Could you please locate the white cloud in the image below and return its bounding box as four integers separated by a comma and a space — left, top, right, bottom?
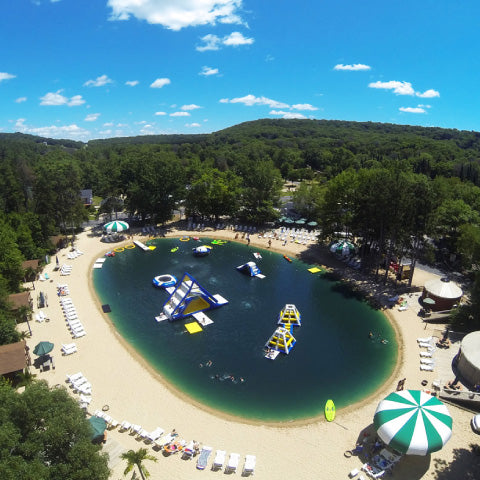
416, 89, 440, 98
269, 110, 307, 119
83, 74, 113, 87
334, 63, 371, 71
196, 31, 253, 51
15, 97, 27, 103
399, 106, 426, 114
291, 104, 318, 111
170, 111, 190, 117
125, 80, 139, 87
0, 72, 16, 82
368, 80, 415, 95
103, 122, 114, 127
181, 104, 201, 111
186, 123, 201, 128
222, 31, 254, 46
15, 118, 90, 139
225, 94, 289, 109
155, 111, 167, 116
150, 78, 171, 88
200, 66, 219, 76
40, 91, 86, 106
85, 113, 101, 122
107, 0, 244, 31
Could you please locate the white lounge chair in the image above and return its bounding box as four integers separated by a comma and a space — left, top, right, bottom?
243, 455, 256, 475
146, 427, 165, 443
420, 351, 433, 357
226, 453, 240, 472
421, 358, 435, 365
420, 364, 434, 371
211, 450, 226, 470
120, 420, 132, 432
417, 336, 433, 343
61, 343, 77, 355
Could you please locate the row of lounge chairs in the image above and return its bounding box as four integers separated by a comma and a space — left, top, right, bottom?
418, 336, 436, 372
112, 414, 256, 474
60, 298, 86, 338
60, 264, 72, 276
67, 249, 84, 259
197, 447, 255, 475
66, 372, 92, 396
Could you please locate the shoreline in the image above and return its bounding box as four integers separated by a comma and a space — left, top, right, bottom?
26, 225, 478, 479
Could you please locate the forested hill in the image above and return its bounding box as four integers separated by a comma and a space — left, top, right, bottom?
3, 119, 480, 184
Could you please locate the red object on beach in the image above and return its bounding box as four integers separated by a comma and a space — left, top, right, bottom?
283, 255, 292, 262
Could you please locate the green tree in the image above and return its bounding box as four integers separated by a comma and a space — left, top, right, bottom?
121, 448, 157, 480
185, 168, 242, 221
0, 381, 110, 479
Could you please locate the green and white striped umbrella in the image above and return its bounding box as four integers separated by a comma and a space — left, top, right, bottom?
103, 220, 129, 233
374, 390, 452, 456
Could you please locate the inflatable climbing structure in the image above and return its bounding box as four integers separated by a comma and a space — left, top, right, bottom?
162, 272, 228, 321
277, 304, 302, 328
265, 326, 296, 354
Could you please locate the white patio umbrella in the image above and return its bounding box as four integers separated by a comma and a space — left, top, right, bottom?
103, 220, 129, 233
374, 390, 452, 455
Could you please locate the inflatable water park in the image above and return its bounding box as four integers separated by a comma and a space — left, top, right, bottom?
265, 304, 302, 360
192, 245, 212, 256
155, 273, 228, 328
236, 261, 265, 279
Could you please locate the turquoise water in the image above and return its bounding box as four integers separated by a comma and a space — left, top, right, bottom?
93, 238, 397, 422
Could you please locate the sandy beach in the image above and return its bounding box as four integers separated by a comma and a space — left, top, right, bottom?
25, 225, 479, 479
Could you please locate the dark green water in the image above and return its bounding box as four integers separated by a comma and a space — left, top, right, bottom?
93, 238, 397, 422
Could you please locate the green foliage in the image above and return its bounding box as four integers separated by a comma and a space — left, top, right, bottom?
0, 381, 110, 479
121, 448, 157, 480
450, 271, 480, 331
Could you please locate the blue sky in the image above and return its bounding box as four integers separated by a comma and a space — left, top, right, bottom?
1, 0, 479, 141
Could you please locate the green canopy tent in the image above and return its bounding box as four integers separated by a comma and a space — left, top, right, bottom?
88, 416, 107, 442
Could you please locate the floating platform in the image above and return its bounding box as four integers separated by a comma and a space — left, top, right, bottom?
134, 240, 151, 251
192, 311, 214, 326
185, 322, 203, 334
264, 349, 280, 360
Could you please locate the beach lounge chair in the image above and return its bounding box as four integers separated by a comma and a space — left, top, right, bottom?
146, 427, 165, 443
420, 364, 434, 371
66, 372, 83, 384
420, 351, 433, 357
417, 336, 433, 343
35, 312, 44, 322
72, 329, 86, 338
196, 446, 212, 470
61, 343, 77, 355
182, 440, 195, 458
242, 454, 256, 475
420, 358, 435, 365
226, 452, 240, 473
154, 433, 175, 448
211, 450, 226, 470
130, 424, 142, 435
79, 394, 91, 405
119, 420, 132, 432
